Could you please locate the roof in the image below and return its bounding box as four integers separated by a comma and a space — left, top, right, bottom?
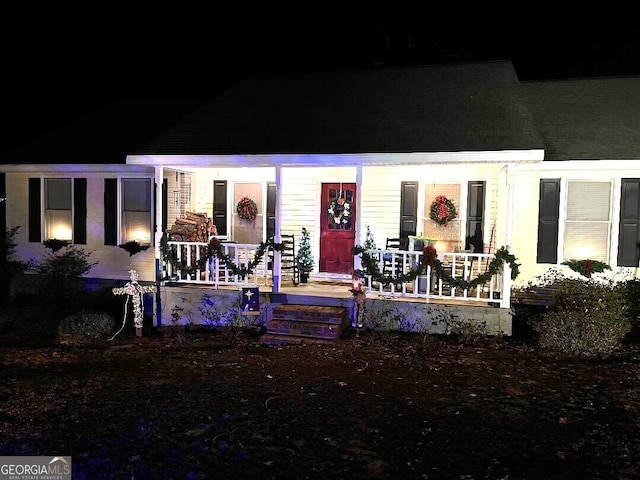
522, 77, 640, 160
135, 60, 543, 156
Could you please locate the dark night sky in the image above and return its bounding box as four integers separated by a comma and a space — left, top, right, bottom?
2, 16, 640, 154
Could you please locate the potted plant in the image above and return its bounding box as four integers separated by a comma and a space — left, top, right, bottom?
296, 227, 314, 283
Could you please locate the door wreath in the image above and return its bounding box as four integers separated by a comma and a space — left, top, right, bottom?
236, 197, 258, 220
328, 197, 351, 225
429, 195, 457, 226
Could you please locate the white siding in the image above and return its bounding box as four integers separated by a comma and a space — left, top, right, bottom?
510, 160, 640, 285
5, 170, 157, 283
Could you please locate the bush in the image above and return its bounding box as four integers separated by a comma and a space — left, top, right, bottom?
57, 311, 115, 344
533, 280, 631, 358
28, 245, 97, 314
620, 278, 640, 342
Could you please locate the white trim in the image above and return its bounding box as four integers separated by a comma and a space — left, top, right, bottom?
1, 164, 153, 174
516, 159, 640, 172
126, 150, 544, 169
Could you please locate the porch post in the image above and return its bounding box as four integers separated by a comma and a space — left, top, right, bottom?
501, 163, 514, 309
273, 166, 282, 293
354, 166, 363, 272
505, 164, 514, 247
154, 166, 164, 326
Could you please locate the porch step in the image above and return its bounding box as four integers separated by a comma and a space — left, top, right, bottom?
260, 305, 349, 345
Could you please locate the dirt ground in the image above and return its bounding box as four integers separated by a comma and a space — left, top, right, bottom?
1, 321, 640, 480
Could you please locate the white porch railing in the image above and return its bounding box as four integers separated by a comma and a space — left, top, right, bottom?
361, 249, 509, 307
164, 241, 271, 287
162, 242, 511, 308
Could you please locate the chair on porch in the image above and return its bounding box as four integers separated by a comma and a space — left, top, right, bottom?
383, 237, 409, 288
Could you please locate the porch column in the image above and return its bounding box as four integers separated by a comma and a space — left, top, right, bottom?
354, 166, 363, 272
154, 166, 164, 250
272, 166, 282, 293
153, 166, 164, 326
502, 163, 515, 309
504, 163, 514, 247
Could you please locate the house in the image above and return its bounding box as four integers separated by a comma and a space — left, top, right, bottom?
2, 61, 639, 335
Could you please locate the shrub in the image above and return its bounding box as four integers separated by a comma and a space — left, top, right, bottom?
533, 280, 631, 358
620, 278, 640, 342
2, 227, 28, 304
57, 311, 115, 344
28, 245, 97, 314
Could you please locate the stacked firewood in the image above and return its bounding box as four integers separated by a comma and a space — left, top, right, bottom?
166, 212, 217, 241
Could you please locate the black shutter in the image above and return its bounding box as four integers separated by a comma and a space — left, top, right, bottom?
0, 173, 5, 238
104, 178, 117, 245
399, 181, 418, 239
73, 178, 87, 244
0, 173, 7, 302
266, 182, 276, 240
466, 181, 485, 253
536, 179, 560, 263
213, 180, 227, 237
618, 179, 640, 267
162, 178, 168, 234
28, 178, 41, 242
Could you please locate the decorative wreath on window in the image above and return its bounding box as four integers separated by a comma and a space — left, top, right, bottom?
328, 197, 351, 225
429, 195, 458, 226
236, 197, 258, 220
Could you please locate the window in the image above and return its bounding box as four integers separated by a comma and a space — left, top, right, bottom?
29, 178, 86, 244
122, 178, 152, 245
44, 178, 72, 241
563, 181, 612, 263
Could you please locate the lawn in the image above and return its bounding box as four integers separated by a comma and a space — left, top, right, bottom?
1, 317, 640, 479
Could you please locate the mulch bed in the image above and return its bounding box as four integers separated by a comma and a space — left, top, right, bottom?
1, 324, 640, 479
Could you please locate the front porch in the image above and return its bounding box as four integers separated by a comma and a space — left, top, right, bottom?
161, 240, 512, 307
158, 241, 514, 336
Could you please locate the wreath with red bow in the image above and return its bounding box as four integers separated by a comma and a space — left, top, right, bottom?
236, 197, 258, 220
429, 195, 457, 226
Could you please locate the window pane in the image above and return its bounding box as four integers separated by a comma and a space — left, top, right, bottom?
45, 179, 71, 210
123, 179, 151, 212
45, 210, 72, 241
564, 222, 610, 262
564, 181, 612, 262
123, 212, 151, 244
566, 181, 611, 221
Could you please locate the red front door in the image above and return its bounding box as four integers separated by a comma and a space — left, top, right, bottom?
319, 183, 356, 274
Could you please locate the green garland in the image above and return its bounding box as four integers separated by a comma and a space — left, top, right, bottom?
352, 245, 520, 290
161, 235, 285, 280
